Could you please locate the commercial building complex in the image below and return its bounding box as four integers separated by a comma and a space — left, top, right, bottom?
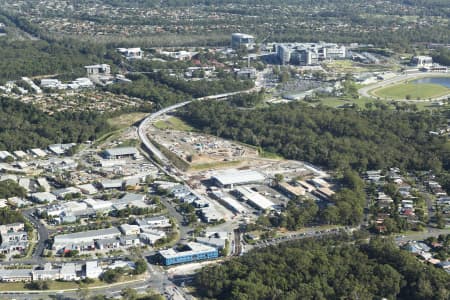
276, 42, 346, 66
0, 260, 121, 282
53, 227, 121, 253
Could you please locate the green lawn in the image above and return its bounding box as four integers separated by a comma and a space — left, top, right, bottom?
372, 82, 450, 100
0, 279, 104, 291
116, 139, 140, 147
259, 150, 284, 160
154, 117, 194, 131
0, 276, 143, 292
313, 96, 376, 109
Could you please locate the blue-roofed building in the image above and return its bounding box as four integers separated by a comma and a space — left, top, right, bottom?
403, 241, 431, 254
159, 242, 218, 266
437, 261, 450, 270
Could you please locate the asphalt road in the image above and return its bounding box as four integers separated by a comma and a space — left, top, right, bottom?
160, 197, 193, 243
22, 209, 49, 261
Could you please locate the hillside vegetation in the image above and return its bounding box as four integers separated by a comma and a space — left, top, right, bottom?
195, 236, 449, 300
0, 97, 110, 151
178, 100, 450, 172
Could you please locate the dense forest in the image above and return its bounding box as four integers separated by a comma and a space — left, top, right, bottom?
0, 208, 26, 226
106, 72, 254, 107
0, 39, 108, 83
0, 12, 113, 82
195, 236, 449, 299
178, 100, 450, 172
0, 97, 111, 151
433, 47, 450, 66
105, 74, 191, 108
145, 72, 254, 98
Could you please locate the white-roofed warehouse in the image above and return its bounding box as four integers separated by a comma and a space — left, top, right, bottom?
234, 186, 274, 211
103, 147, 139, 159
212, 169, 265, 188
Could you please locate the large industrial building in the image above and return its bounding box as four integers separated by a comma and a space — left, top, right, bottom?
212, 169, 265, 188
211, 191, 247, 214
234, 186, 275, 211
231, 33, 255, 50
159, 242, 218, 266
103, 147, 139, 159
275, 42, 346, 66
53, 227, 121, 253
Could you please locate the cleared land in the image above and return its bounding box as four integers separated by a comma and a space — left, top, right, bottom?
189, 160, 242, 171
323, 60, 392, 74
372, 82, 450, 100
154, 116, 194, 131
107, 112, 147, 129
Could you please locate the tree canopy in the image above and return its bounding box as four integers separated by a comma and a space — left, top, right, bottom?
0, 180, 26, 199
195, 236, 449, 299
0, 97, 110, 151
178, 100, 449, 173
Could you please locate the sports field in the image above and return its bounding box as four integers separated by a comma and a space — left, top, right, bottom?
372, 82, 450, 100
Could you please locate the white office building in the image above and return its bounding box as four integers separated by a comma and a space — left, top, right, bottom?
231, 33, 255, 49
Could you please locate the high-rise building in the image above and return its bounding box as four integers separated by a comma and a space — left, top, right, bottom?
291, 49, 319, 66
231, 33, 255, 50
276, 44, 291, 65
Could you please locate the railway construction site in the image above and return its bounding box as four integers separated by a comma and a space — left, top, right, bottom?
148, 115, 261, 172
